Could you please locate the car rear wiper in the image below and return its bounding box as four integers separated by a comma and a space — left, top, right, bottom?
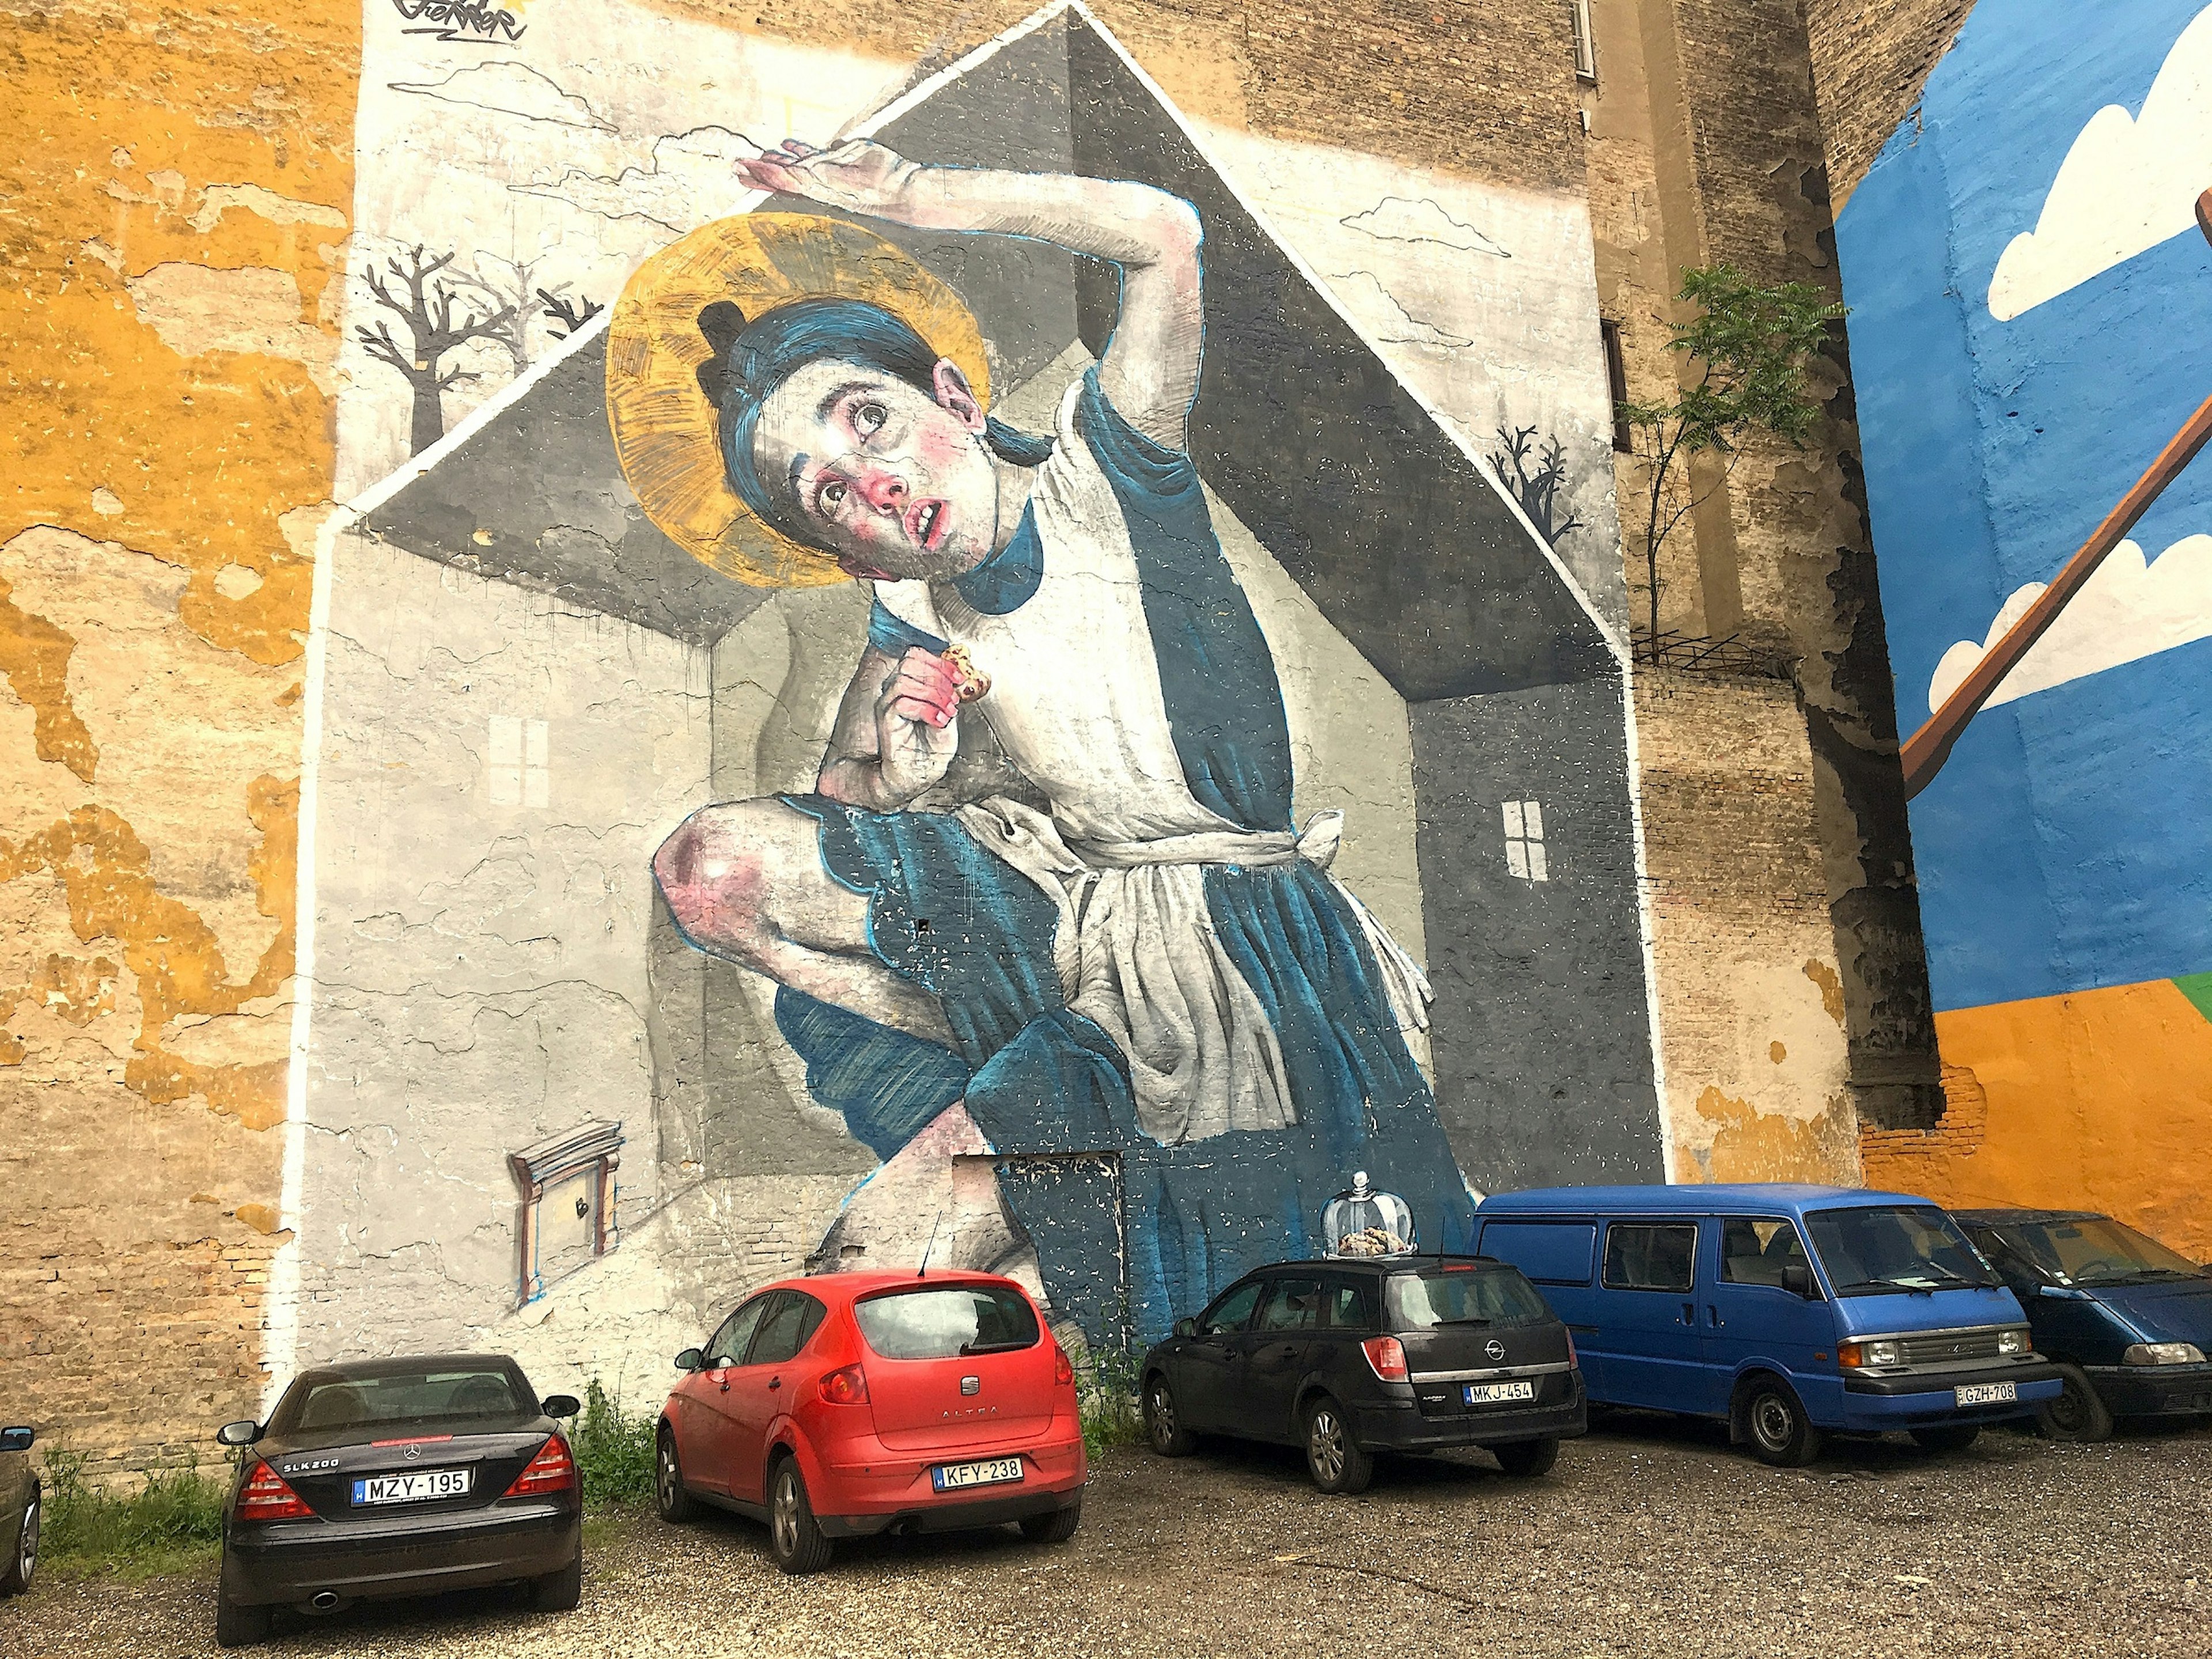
958, 1338, 1035, 1355
1432, 1316, 1493, 1326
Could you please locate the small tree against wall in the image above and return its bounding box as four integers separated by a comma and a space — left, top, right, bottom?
1616, 264, 1844, 655
355, 247, 517, 454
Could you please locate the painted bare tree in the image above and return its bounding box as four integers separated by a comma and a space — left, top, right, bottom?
355, 247, 516, 453
1488, 424, 1585, 546
540, 290, 603, 342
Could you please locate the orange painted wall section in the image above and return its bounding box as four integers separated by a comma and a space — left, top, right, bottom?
1862, 978, 2212, 1263
2, 0, 358, 1467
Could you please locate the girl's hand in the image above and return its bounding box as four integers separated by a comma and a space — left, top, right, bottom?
736, 139, 924, 219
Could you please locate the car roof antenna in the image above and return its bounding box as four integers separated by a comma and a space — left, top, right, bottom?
916, 1211, 945, 1278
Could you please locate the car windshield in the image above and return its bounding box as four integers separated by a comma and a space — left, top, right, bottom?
271, 1366, 531, 1434
855, 1285, 1040, 1360
1804, 1205, 1998, 1296
1385, 1265, 1550, 1330
1994, 1217, 2206, 1286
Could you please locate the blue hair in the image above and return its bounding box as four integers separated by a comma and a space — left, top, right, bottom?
696, 296, 1048, 547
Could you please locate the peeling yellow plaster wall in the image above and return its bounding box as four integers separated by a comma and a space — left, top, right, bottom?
1, 0, 357, 1468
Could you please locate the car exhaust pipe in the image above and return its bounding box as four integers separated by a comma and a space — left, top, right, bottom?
309, 1591, 342, 1612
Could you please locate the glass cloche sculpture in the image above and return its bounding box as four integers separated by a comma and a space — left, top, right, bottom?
1323, 1172, 1416, 1257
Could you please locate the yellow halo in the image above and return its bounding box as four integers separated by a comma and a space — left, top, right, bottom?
605, 213, 992, 588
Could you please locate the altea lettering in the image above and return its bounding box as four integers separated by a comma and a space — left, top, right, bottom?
390, 0, 526, 42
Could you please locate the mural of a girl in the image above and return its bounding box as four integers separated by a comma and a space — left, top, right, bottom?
620, 138, 1476, 1343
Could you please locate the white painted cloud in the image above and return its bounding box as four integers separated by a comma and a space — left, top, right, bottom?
387, 63, 613, 131
1321, 270, 1474, 349
1927, 533, 2212, 712
1342, 195, 1510, 258
512, 127, 760, 234
1988, 6, 2212, 320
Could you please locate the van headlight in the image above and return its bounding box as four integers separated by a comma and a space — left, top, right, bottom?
2122, 1342, 2206, 1366
1996, 1328, 2027, 1356
1839, 1339, 1901, 1369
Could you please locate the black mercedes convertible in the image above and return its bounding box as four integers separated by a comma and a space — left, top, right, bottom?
212, 1354, 582, 1647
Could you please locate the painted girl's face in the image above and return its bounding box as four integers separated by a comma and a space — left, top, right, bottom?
751, 357, 1003, 582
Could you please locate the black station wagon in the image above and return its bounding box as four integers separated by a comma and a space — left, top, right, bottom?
1138, 1256, 1586, 1493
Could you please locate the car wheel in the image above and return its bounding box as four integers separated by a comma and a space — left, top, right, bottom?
1740, 1378, 1823, 1468
1018, 1497, 1082, 1544
528, 1548, 584, 1612
213, 1577, 272, 1649
767, 1457, 834, 1575
655, 1427, 697, 1524
2036, 1361, 2115, 1443
0, 1488, 36, 1596
1301, 1395, 1374, 1495
1909, 1424, 1981, 1454
1491, 1437, 1560, 1478
1143, 1374, 1196, 1457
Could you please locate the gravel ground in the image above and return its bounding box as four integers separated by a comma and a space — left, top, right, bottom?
4, 1415, 2207, 1659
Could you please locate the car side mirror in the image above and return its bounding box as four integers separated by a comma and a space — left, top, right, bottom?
0, 1427, 32, 1454
215, 1420, 262, 1448
673, 1347, 705, 1372
1780, 1264, 1817, 1299
1173, 1318, 1197, 1340
541, 1395, 581, 1419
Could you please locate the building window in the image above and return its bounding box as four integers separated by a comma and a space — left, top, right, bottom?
510, 1120, 623, 1304
1601, 319, 1632, 452
488, 715, 548, 808
1566, 0, 1597, 84
1503, 800, 1550, 882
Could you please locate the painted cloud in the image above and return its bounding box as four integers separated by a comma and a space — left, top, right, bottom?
1926, 534, 2212, 713
513, 128, 761, 234
387, 63, 615, 132
1341, 196, 1510, 259
1987, 5, 2212, 320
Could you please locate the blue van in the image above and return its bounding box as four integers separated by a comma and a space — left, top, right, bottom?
1474, 1184, 2063, 1465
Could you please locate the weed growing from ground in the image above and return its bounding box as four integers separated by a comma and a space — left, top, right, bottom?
570, 1378, 657, 1510
41, 1449, 227, 1580
1077, 1346, 1146, 1458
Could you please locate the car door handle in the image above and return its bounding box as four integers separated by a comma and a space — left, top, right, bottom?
1681, 1302, 1696, 1325
1708, 1305, 1723, 1327
1279, 1343, 1299, 1356
768, 1376, 782, 1391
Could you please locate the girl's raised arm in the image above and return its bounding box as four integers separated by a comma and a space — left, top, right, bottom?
737, 140, 1204, 450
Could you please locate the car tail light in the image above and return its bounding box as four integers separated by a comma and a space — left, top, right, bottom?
1565, 1330, 1577, 1368
819, 1363, 869, 1406
1361, 1336, 1410, 1382
236, 1461, 314, 1522
503, 1434, 576, 1497
1052, 1345, 1074, 1387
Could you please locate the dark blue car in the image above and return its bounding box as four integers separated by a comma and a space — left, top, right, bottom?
1955, 1210, 2212, 1441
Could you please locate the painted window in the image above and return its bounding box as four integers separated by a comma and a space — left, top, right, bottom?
508, 1119, 622, 1304
1503, 799, 1549, 881
1566, 0, 1597, 84
488, 715, 548, 808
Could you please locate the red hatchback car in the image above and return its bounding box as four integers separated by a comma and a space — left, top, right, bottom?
656, 1271, 1086, 1571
